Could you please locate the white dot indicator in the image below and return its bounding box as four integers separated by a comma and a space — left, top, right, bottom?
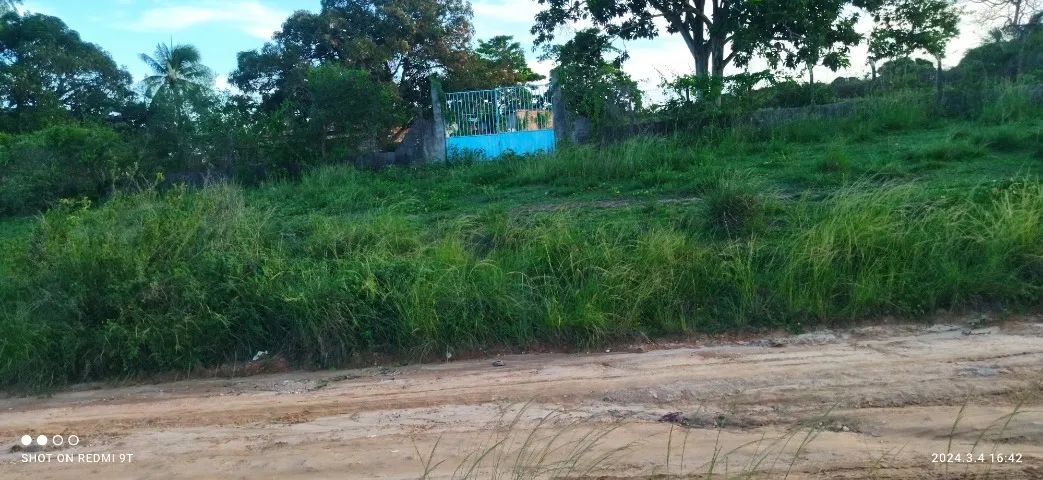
20, 435, 32, 446
36, 435, 47, 446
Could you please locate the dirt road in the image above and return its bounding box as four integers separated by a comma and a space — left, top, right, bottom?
2, 319, 1043, 479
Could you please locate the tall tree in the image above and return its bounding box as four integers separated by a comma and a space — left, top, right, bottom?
0, 12, 132, 132
139, 43, 214, 170
532, 0, 882, 80
305, 65, 406, 159
231, 0, 473, 111
870, 0, 960, 99
474, 36, 544, 83
744, 0, 864, 85
444, 35, 545, 90
964, 0, 1042, 77
140, 43, 213, 123
953, 12, 1043, 82
543, 29, 642, 129
0, 0, 19, 14
965, 0, 1041, 28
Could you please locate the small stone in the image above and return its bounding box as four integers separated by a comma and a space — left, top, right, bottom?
658, 412, 684, 424
492, 360, 505, 367
926, 324, 961, 333
962, 328, 994, 336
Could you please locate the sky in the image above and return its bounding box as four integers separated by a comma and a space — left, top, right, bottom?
20, 0, 1000, 96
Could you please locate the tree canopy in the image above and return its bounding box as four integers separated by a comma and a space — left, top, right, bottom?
532, 0, 882, 79
870, 0, 960, 62
544, 28, 642, 127
0, 12, 132, 132
231, 0, 473, 111
141, 43, 214, 110
444, 35, 545, 91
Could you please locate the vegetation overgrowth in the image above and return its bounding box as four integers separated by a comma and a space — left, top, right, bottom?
3, 0, 1043, 392
1, 90, 1041, 391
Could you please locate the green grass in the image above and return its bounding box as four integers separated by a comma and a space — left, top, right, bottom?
2, 93, 1043, 391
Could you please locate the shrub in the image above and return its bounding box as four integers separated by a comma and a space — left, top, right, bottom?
3, 176, 1043, 391
981, 85, 1039, 124
305, 65, 407, 159
0, 124, 136, 215
819, 147, 854, 173
902, 142, 984, 163
701, 174, 768, 238
971, 126, 1041, 153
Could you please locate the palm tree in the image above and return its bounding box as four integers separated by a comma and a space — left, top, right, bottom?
139, 42, 213, 124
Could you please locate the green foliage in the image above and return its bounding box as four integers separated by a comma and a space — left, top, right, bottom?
869, 0, 960, 99
820, 146, 855, 173
5, 172, 1041, 390
902, 141, 983, 163
762, 80, 838, 108
140, 43, 214, 111
0, 124, 136, 215
743, 0, 864, 81
701, 175, 768, 238
981, 84, 1040, 123
658, 71, 776, 123
870, 0, 961, 61
877, 57, 937, 90
305, 64, 406, 159
231, 0, 473, 109
0, 12, 133, 132
952, 14, 1043, 84
545, 29, 642, 132
4, 100, 1043, 390
0, 0, 21, 14
533, 0, 880, 81
444, 35, 545, 91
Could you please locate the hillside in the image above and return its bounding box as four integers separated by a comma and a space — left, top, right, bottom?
1, 93, 1042, 390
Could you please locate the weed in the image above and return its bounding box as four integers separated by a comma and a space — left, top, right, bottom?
819, 146, 854, 174
701, 174, 768, 238
2, 95, 1043, 390
902, 142, 984, 163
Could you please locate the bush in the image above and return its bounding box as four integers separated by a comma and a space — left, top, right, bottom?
981, 85, 1041, 124
3, 172, 1043, 391
0, 124, 136, 215
761, 80, 837, 108
700, 174, 768, 238
305, 65, 407, 159
819, 147, 854, 173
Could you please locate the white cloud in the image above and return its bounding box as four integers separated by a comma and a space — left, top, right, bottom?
129, 1, 288, 40
471, 0, 543, 24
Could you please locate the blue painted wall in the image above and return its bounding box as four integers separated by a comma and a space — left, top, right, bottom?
447, 129, 555, 160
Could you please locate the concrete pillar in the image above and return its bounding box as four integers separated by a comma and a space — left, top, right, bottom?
429, 78, 447, 163
550, 70, 569, 146
550, 70, 591, 145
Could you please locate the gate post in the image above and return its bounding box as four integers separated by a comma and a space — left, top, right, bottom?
551, 71, 568, 145
430, 77, 447, 163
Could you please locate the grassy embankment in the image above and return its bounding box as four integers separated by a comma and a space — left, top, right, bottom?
1, 90, 1042, 390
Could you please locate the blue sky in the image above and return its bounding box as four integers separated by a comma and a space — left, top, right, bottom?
22, 0, 992, 94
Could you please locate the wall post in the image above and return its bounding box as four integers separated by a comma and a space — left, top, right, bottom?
430, 77, 447, 163
550, 70, 569, 146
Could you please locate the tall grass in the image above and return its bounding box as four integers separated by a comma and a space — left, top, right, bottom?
1, 175, 1041, 390
2, 89, 1042, 390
